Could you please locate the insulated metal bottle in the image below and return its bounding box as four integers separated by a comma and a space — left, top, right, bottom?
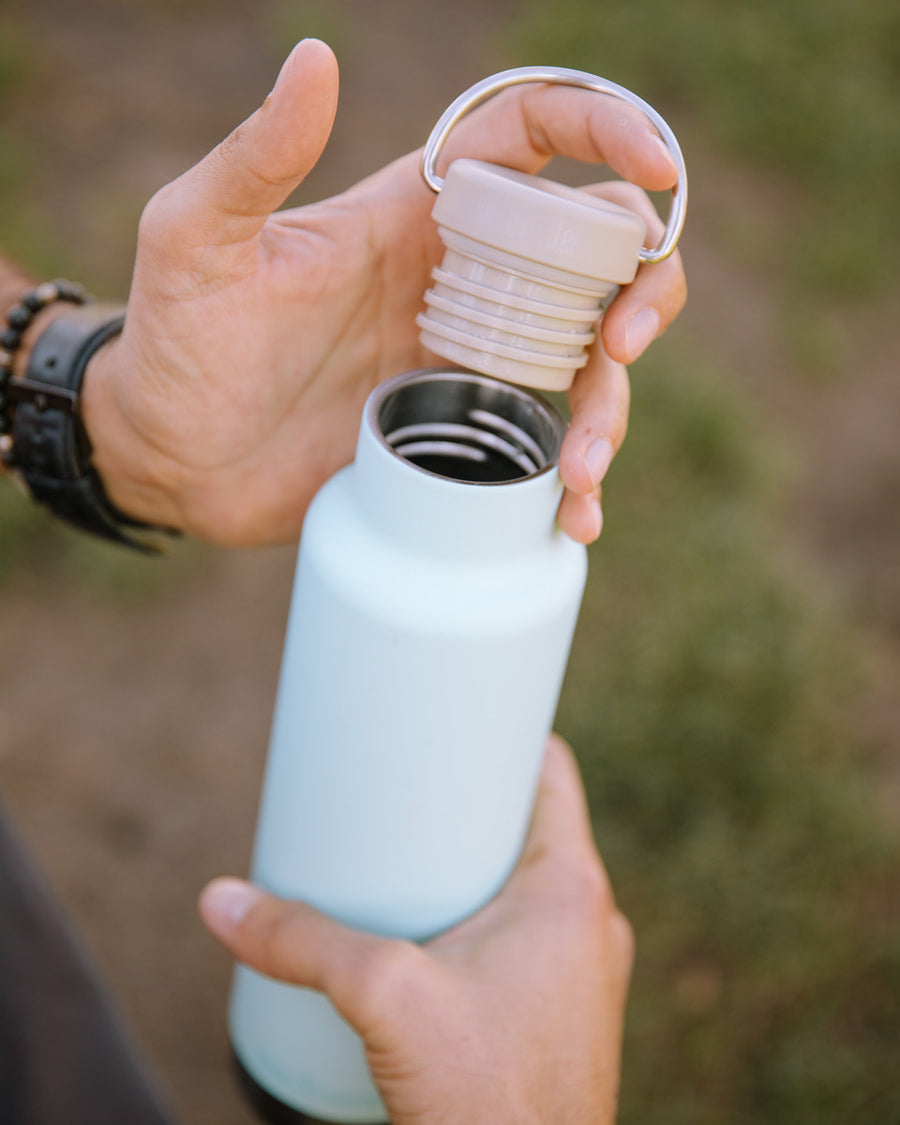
230, 368, 588, 1123
229, 62, 688, 1125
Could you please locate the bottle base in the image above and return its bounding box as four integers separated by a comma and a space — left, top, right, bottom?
231, 1050, 387, 1125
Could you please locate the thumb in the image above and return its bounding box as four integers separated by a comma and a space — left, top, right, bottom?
162, 39, 339, 248
500, 734, 614, 904
199, 877, 395, 1025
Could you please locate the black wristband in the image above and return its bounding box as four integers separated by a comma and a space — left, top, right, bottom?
6, 306, 177, 553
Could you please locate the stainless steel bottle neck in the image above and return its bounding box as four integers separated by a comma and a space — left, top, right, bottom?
372, 369, 563, 485
354, 369, 568, 560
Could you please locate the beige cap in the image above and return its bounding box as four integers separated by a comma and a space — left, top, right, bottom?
433, 159, 646, 285
418, 159, 647, 391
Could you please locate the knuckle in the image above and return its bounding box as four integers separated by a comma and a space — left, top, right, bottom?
672, 259, 688, 313
553, 852, 615, 928
261, 907, 305, 969
581, 859, 616, 917
239, 902, 298, 980
656, 255, 688, 326
137, 186, 168, 239
349, 940, 428, 1018
605, 179, 647, 207
569, 360, 631, 427
609, 378, 632, 426
610, 909, 636, 976
591, 180, 664, 239
549, 859, 637, 972
216, 124, 301, 194
588, 374, 630, 440
137, 182, 183, 254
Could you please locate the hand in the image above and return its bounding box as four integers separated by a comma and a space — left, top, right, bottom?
83, 39, 686, 547
200, 735, 634, 1125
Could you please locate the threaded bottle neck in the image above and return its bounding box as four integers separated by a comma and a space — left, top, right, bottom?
353, 369, 568, 560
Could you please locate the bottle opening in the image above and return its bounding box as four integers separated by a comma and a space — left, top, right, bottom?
370, 369, 565, 485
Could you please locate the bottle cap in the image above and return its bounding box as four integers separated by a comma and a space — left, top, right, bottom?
417, 67, 688, 392
417, 159, 646, 391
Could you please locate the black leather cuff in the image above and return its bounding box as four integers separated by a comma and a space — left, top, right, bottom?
7, 306, 177, 553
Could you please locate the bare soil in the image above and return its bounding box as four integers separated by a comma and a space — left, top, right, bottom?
1, 2, 898, 1123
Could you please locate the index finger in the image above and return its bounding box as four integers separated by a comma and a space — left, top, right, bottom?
357, 79, 678, 275
440, 83, 678, 192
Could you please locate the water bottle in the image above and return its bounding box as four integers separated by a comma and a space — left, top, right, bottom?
230, 367, 587, 1122
228, 66, 687, 1125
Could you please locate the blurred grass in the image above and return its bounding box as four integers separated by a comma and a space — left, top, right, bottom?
0, 12, 175, 598
512, 0, 899, 296
504, 13, 900, 1112
0, 129, 75, 277
267, 0, 352, 61
0, 23, 61, 277
1, 6, 898, 1115
0, 483, 189, 599
510, 0, 899, 374
557, 339, 898, 1123
0, 15, 31, 100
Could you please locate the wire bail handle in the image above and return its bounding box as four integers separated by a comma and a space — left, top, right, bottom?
421, 66, 687, 266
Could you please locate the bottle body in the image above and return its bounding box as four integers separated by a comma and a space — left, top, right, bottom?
230, 369, 588, 1123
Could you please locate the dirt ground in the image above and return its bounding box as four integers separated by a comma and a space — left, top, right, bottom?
1, 2, 898, 1123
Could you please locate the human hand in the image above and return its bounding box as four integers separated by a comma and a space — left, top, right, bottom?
83, 39, 686, 547
200, 735, 634, 1125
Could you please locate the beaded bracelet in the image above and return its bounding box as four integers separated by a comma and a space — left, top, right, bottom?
0, 280, 177, 552
0, 278, 89, 464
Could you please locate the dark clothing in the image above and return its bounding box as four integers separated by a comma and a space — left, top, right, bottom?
0, 801, 178, 1125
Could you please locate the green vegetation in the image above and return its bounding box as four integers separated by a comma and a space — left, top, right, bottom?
512, 0, 899, 302
0, 16, 31, 100
0, 486, 182, 598
1, 5, 897, 1116
501, 14, 900, 1107
0, 131, 71, 278
0, 18, 34, 260
267, 0, 352, 63
557, 340, 898, 1123
510, 0, 899, 376
0, 19, 74, 277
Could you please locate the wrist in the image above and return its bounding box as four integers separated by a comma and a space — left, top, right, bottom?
3, 288, 182, 551
80, 333, 185, 532
2, 281, 89, 474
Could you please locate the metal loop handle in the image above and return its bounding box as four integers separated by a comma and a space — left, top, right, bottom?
420, 67, 687, 265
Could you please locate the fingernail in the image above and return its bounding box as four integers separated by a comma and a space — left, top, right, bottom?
585, 437, 614, 488
270, 39, 310, 96
590, 496, 604, 540
651, 133, 678, 175
201, 878, 260, 931
625, 307, 660, 362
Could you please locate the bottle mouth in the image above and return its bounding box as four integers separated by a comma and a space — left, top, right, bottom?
368, 369, 565, 485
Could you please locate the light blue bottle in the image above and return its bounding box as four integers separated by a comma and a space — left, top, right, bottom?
230, 367, 588, 1123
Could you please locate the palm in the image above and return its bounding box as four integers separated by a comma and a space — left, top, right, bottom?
117, 151, 443, 541
90, 40, 684, 546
